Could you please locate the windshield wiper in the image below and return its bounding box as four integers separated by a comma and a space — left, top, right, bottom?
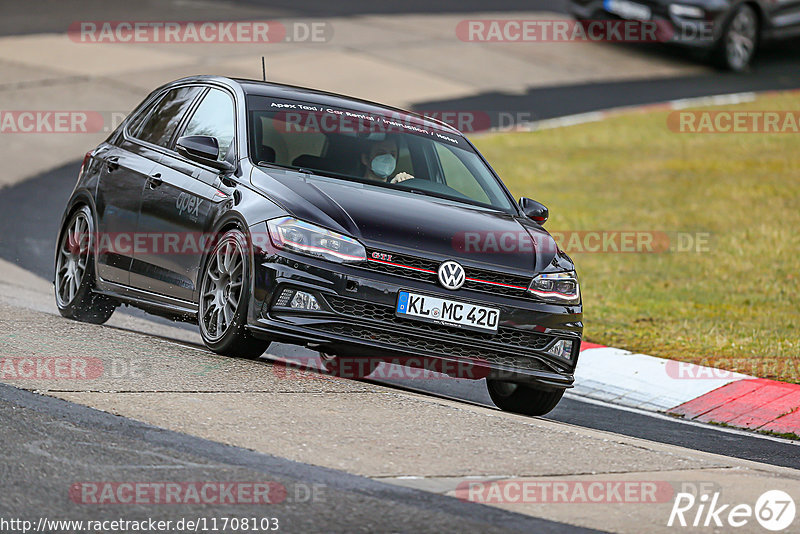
257, 161, 348, 180
256, 161, 290, 170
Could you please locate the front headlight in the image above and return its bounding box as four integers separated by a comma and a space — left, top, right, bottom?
267, 217, 366, 264
529, 271, 580, 304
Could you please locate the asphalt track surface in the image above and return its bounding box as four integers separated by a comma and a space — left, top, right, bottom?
1, 0, 570, 36
1, 161, 798, 474
413, 53, 800, 124
3, 0, 800, 116
2, 2, 800, 528
0, 382, 598, 534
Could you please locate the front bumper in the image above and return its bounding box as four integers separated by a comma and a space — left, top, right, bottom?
247, 248, 583, 390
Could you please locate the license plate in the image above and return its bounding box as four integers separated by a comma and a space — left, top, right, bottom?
396, 291, 499, 334
604, 0, 651, 20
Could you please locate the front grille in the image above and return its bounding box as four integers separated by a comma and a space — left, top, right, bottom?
359, 249, 532, 297
313, 323, 550, 372
324, 295, 553, 352
361, 254, 438, 283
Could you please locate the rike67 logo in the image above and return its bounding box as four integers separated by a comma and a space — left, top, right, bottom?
668, 490, 795, 531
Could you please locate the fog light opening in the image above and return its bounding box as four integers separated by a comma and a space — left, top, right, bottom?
290, 290, 321, 311
548, 339, 574, 361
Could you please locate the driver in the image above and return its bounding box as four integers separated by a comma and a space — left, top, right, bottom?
361, 136, 414, 184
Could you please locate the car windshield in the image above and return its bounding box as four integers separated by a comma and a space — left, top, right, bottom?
246, 96, 514, 212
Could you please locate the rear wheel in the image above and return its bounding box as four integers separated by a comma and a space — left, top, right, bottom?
487, 379, 564, 416
715, 4, 759, 71
55, 205, 116, 324
198, 229, 270, 359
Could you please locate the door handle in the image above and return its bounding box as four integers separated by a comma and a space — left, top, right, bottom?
106, 156, 120, 171
147, 173, 163, 189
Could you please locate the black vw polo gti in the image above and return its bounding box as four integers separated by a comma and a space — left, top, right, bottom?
55, 76, 583, 416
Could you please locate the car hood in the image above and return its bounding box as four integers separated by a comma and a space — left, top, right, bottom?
250, 167, 567, 274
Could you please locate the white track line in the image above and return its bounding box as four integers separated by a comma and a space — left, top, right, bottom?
491, 90, 764, 133
564, 392, 800, 445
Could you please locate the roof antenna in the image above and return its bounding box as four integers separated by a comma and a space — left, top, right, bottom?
261, 56, 266, 81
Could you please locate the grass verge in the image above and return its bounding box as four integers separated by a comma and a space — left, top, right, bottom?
474, 92, 800, 382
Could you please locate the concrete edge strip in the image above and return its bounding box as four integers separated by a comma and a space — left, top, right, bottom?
0, 382, 602, 534
575, 343, 800, 437
485, 87, 800, 133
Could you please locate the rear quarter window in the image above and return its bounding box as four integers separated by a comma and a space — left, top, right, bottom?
131, 86, 203, 148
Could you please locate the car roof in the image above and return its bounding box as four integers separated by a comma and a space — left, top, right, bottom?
165, 75, 462, 135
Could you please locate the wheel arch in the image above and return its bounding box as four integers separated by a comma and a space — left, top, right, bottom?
54, 192, 100, 284
742, 1, 765, 32
196, 212, 253, 305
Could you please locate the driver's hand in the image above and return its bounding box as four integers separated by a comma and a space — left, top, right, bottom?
390, 172, 414, 184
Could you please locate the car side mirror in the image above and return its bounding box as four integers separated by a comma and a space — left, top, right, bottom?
176, 135, 234, 173
519, 197, 549, 225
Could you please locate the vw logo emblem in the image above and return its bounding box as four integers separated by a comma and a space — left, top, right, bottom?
438, 261, 465, 290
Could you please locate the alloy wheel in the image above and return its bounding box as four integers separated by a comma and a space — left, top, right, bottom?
725, 7, 757, 71
55, 212, 90, 307
200, 237, 244, 341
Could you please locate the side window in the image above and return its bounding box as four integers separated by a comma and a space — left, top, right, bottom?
135, 86, 203, 147
126, 97, 160, 138
182, 89, 236, 161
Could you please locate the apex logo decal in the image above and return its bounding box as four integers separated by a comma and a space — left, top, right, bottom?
176, 192, 203, 219
438, 261, 465, 290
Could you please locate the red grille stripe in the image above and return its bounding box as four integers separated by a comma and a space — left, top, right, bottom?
368, 258, 529, 290
367, 257, 436, 274
465, 276, 528, 290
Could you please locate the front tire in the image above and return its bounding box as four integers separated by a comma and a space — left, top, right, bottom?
198, 229, 270, 359
715, 4, 759, 72
55, 205, 116, 324
487, 379, 564, 416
